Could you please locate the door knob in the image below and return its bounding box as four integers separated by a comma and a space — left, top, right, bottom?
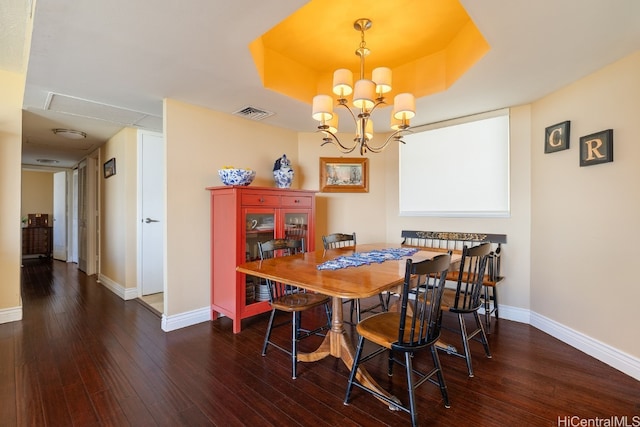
144, 218, 159, 223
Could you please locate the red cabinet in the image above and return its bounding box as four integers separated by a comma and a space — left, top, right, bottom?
207, 186, 316, 333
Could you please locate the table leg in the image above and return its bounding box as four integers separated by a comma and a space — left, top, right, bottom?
297, 297, 400, 406
297, 296, 345, 362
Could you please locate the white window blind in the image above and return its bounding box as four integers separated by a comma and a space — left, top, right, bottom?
399, 109, 510, 217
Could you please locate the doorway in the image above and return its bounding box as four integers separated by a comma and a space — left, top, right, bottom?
137, 130, 165, 313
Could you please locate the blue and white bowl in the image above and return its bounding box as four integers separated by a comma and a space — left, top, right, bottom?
218, 168, 256, 186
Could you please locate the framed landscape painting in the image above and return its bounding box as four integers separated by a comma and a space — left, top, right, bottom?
319, 157, 369, 193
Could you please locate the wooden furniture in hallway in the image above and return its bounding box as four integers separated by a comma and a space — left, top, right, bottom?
21, 226, 53, 257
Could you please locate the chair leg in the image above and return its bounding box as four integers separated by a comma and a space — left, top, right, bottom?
483, 286, 492, 332
378, 293, 387, 312
457, 313, 474, 377
404, 352, 418, 427
344, 335, 365, 405
388, 350, 394, 376
291, 312, 300, 379
324, 303, 331, 328
261, 309, 277, 356
430, 346, 450, 408
493, 286, 499, 318
473, 311, 492, 359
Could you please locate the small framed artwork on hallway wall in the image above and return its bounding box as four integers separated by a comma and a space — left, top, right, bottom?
104, 158, 116, 178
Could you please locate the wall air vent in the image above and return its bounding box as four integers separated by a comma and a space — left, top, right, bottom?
232, 106, 274, 121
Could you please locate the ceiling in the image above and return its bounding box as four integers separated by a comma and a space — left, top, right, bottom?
3, 0, 640, 169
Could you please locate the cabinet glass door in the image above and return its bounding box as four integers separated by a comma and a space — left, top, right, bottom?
244, 212, 275, 261
284, 211, 309, 244
244, 211, 275, 306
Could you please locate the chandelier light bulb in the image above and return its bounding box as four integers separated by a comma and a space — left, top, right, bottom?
393, 93, 416, 120
353, 79, 376, 109
356, 118, 373, 141
372, 67, 392, 95
312, 95, 334, 122
390, 110, 409, 130
333, 69, 353, 97
326, 114, 339, 134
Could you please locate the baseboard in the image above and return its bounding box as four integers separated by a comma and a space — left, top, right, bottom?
98, 274, 138, 300
0, 306, 23, 324
480, 304, 530, 324
161, 306, 210, 332
529, 311, 640, 381
480, 304, 640, 381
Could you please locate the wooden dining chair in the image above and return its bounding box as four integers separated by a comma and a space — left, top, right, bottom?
440, 242, 493, 377
258, 238, 330, 379
344, 253, 452, 427
322, 232, 386, 323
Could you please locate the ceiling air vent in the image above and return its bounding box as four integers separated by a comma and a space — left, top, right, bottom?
232, 106, 274, 121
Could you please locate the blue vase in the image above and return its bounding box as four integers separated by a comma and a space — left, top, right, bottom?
274, 168, 294, 188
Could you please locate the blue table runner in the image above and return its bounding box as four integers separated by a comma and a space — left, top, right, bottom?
317, 247, 419, 270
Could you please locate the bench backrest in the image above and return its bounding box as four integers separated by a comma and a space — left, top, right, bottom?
401, 230, 506, 281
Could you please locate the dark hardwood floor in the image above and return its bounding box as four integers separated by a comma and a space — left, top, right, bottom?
1, 259, 638, 426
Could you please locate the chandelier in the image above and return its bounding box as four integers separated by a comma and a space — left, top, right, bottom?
312, 18, 416, 155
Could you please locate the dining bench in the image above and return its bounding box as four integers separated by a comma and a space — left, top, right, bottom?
400, 230, 507, 330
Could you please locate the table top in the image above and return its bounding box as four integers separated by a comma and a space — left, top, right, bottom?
236, 243, 459, 299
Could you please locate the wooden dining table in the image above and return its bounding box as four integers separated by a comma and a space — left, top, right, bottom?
236, 242, 461, 405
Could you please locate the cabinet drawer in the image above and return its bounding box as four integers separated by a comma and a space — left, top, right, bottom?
281, 195, 312, 208
241, 193, 280, 207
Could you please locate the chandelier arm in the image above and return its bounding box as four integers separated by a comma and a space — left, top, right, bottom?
316, 129, 358, 154
363, 129, 408, 153
336, 101, 359, 123
367, 99, 386, 116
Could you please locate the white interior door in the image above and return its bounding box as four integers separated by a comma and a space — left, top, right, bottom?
139, 131, 165, 296
53, 171, 67, 260
71, 169, 78, 263
77, 161, 87, 272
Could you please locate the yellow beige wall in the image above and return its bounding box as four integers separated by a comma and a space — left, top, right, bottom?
100, 127, 138, 291
71, 51, 639, 371
530, 51, 640, 358
164, 98, 298, 316
0, 69, 25, 321
297, 134, 393, 249
21, 170, 54, 220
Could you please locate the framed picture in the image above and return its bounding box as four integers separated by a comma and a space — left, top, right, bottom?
544, 120, 570, 153
103, 158, 116, 178
319, 157, 369, 193
580, 129, 613, 167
